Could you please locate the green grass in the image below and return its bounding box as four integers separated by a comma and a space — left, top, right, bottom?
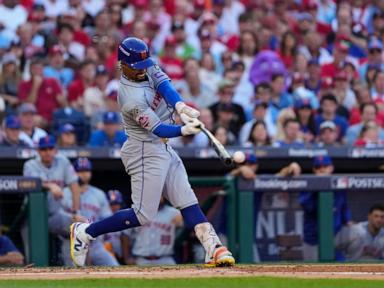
0, 277, 383, 288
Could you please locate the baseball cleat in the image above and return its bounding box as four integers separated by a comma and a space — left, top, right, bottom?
70, 222, 92, 267
206, 246, 235, 267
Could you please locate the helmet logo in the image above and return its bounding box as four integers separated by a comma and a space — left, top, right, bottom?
140, 51, 147, 59
119, 45, 130, 56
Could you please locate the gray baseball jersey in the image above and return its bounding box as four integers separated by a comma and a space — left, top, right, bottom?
118, 66, 198, 225
335, 221, 384, 261
125, 205, 180, 257
23, 153, 78, 215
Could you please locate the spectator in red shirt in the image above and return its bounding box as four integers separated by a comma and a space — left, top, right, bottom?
18, 57, 65, 126
354, 121, 384, 147
159, 35, 184, 81
321, 40, 349, 79
278, 31, 297, 71
67, 60, 96, 111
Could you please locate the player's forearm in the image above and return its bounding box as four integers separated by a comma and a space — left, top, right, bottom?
153, 123, 182, 138
157, 80, 182, 107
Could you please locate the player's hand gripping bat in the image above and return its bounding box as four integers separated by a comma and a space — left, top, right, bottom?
197, 122, 233, 166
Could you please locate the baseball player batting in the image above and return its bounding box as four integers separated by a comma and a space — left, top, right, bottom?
70, 37, 235, 267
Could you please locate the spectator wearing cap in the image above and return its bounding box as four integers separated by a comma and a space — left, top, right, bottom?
83, 65, 109, 118
0, 53, 21, 115
294, 98, 316, 144
316, 121, 339, 147
57, 123, 77, 148
18, 57, 66, 125
273, 118, 304, 147
209, 79, 246, 138
23, 135, 81, 262
315, 94, 349, 142
88, 111, 127, 148
299, 155, 352, 261
359, 39, 384, 82
239, 100, 275, 145
43, 45, 74, 88
18, 103, 47, 147
0, 0, 28, 41
346, 103, 384, 145
321, 39, 352, 80
56, 157, 119, 266
159, 35, 184, 81
0, 115, 28, 147
67, 60, 96, 111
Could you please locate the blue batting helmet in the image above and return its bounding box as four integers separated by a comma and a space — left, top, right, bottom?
107, 190, 124, 205
118, 37, 154, 70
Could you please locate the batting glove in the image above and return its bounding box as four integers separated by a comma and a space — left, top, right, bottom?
176, 102, 200, 118
181, 120, 201, 136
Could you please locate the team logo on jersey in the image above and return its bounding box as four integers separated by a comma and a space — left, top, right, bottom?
136, 114, 150, 128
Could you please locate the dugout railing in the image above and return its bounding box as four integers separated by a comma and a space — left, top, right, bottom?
0, 176, 48, 266
236, 174, 384, 263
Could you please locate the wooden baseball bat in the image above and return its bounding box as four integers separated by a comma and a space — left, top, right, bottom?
199, 124, 233, 166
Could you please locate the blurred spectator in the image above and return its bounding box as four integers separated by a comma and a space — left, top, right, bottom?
298, 33, 333, 65
177, 60, 216, 108
18, 57, 66, 125
90, 89, 121, 131
346, 103, 384, 145
43, 44, 74, 88
0, 53, 21, 115
359, 38, 384, 81
83, 65, 109, 117
212, 124, 236, 146
18, 103, 47, 147
291, 75, 319, 110
354, 121, 384, 147
67, 60, 96, 111
88, 111, 127, 147
0, 115, 28, 147
0, 0, 28, 41
57, 123, 77, 148
37, 0, 69, 18
333, 71, 356, 112
336, 204, 384, 261
198, 108, 214, 132
209, 79, 246, 138
371, 70, 384, 105
57, 23, 85, 63
244, 120, 271, 147
275, 107, 296, 141
270, 73, 292, 109
305, 58, 323, 95
123, 196, 183, 266
58, 157, 119, 266
199, 52, 221, 97
0, 235, 24, 266
278, 31, 297, 71
239, 100, 275, 145
315, 94, 348, 142
159, 35, 184, 81
299, 156, 352, 261
22, 135, 80, 262
234, 30, 258, 71
273, 118, 304, 147
294, 98, 316, 144
317, 121, 339, 147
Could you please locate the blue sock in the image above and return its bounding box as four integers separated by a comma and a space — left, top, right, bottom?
85, 208, 140, 238
180, 204, 207, 229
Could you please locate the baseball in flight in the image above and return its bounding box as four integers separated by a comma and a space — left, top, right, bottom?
233, 151, 246, 164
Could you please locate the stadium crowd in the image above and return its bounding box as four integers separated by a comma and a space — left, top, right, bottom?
0, 0, 383, 148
